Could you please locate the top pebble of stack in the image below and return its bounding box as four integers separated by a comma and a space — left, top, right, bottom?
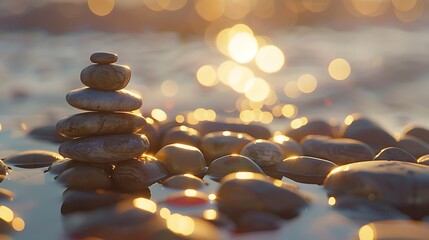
81, 52, 131, 91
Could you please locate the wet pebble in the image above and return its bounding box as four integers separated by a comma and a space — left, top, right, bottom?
277, 156, 337, 184
200, 131, 254, 164
137, 119, 160, 154
240, 139, 284, 167
235, 211, 283, 233
283, 119, 336, 142
4, 150, 63, 168
48, 159, 113, 176
397, 136, 429, 158
162, 174, 205, 189
161, 125, 201, 147
270, 135, 302, 158
59, 134, 149, 163
56, 112, 146, 138
403, 125, 429, 145
90, 52, 118, 64
374, 147, 416, 162
66, 87, 142, 112
155, 143, 206, 175
56, 165, 111, 190
417, 154, 429, 166
302, 136, 374, 165
81, 64, 131, 91
112, 155, 169, 191
197, 120, 271, 139
207, 154, 264, 182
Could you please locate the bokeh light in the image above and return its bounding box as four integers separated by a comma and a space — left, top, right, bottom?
244, 77, 270, 102
194, 0, 224, 21
151, 108, 168, 122
358, 225, 375, 240
297, 74, 317, 93
329, 58, 351, 81
284, 81, 301, 98
197, 65, 218, 87
282, 104, 298, 118
229, 66, 254, 93
160, 80, 178, 97
88, 0, 115, 16
228, 32, 258, 64
255, 45, 285, 73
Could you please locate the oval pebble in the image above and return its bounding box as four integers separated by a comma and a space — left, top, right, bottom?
81, 64, 131, 91
207, 154, 264, 182
302, 136, 374, 165
277, 156, 337, 184
283, 119, 336, 142
403, 125, 429, 145
397, 136, 429, 158
48, 159, 114, 176
374, 147, 416, 162
162, 174, 205, 189
66, 87, 142, 112
90, 52, 118, 64
56, 112, 146, 138
240, 140, 288, 167
161, 125, 201, 147
4, 150, 63, 168
197, 120, 271, 139
56, 165, 111, 190
270, 135, 302, 158
59, 134, 149, 163
155, 143, 206, 175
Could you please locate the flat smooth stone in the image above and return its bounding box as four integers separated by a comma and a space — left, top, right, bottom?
196, 120, 271, 139
240, 139, 284, 167
162, 174, 205, 189
48, 159, 114, 176
324, 160, 429, 219
200, 131, 255, 164
66, 87, 142, 112
59, 134, 149, 163
4, 150, 63, 168
397, 136, 429, 158
270, 135, 303, 158
283, 119, 336, 142
374, 147, 417, 162
161, 125, 201, 147
81, 64, 131, 91
56, 112, 146, 138
112, 155, 169, 191
302, 136, 374, 165
90, 52, 118, 64
403, 125, 429, 145
277, 156, 337, 184
207, 154, 264, 182
418, 154, 429, 166
155, 143, 206, 175
56, 165, 111, 190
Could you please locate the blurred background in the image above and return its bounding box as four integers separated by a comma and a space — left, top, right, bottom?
0, 0, 428, 133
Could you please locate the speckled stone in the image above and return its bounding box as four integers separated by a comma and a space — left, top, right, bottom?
155, 143, 206, 175
324, 160, 429, 219
197, 120, 271, 139
217, 172, 308, 219
200, 131, 255, 164
270, 135, 302, 158
81, 64, 131, 91
374, 147, 417, 162
283, 119, 336, 142
59, 134, 149, 163
90, 52, 118, 64
397, 136, 429, 158
4, 150, 63, 168
56, 165, 111, 190
112, 155, 169, 191
302, 136, 374, 165
240, 139, 284, 167
418, 154, 429, 166
56, 112, 146, 138
162, 174, 206, 189
66, 87, 142, 112
403, 125, 429, 145
161, 125, 201, 147
207, 154, 264, 181
277, 156, 337, 184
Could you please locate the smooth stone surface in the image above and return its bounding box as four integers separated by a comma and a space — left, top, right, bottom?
339, 115, 397, 152
28, 125, 68, 143
418, 154, 429, 165
155, 143, 206, 175
240, 139, 289, 167
324, 160, 429, 219
261, 165, 284, 180
48, 159, 114, 176
217, 172, 308, 219
161, 125, 201, 147
66, 87, 142, 112
200, 131, 255, 164
197, 120, 271, 139
235, 211, 283, 233
403, 125, 429, 145
355, 220, 429, 240
277, 156, 337, 184
59, 134, 149, 163
207, 154, 264, 181
374, 147, 417, 162
56, 165, 111, 190
397, 136, 429, 158
302, 136, 374, 165
162, 174, 205, 189
270, 135, 303, 158
90, 52, 118, 64
81, 64, 131, 91
137, 119, 160, 154
283, 119, 336, 142
4, 150, 63, 168
56, 112, 146, 138
112, 155, 169, 191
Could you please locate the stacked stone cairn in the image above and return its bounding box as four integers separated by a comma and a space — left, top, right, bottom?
55, 52, 150, 191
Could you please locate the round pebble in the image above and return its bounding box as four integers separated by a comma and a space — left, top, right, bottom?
283, 119, 336, 142
4, 150, 63, 168
240, 139, 284, 167
397, 136, 429, 158
162, 174, 205, 189
56, 165, 111, 190
56, 112, 146, 138
403, 125, 429, 145
197, 120, 271, 139
81, 64, 131, 91
59, 134, 149, 163
207, 154, 264, 181
270, 135, 302, 158
277, 156, 337, 184
155, 143, 206, 175
66, 87, 142, 112
374, 147, 417, 162
161, 125, 201, 147
302, 136, 374, 165
90, 52, 118, 64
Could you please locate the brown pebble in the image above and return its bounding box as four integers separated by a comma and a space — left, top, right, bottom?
397, 136, 429, 158
4, 150, 63, 168
270, 135, 302, 158
56, 165, 111, 190
403, 125, 429, 145
240, 139, 284, 167
161, 125, 201, 147
90, 52, 118, 64
283, 119, 336, 142
207, 154, 264, 181
354, 220, 429, 240
277, 156, 337, 184
235, 211, 283, 233
81, 64, 131, 91
162, 174, 206, 189
374, 147, 416, 162
155, 143, 206, 175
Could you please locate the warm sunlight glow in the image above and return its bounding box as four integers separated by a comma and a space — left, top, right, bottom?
161, 80, 178, 97
217, 60, 239, 85
151, 109, 168, 122
244, 77, 270, 102
159, 207, 171, 219
328, 197, 336, 206
175, 115, 185, 123
284, 81, 301, 98
297, 74, 317, 93
359, 225, 375, 240
282, 104, 298, 118
197, 65, 218, 87
235, 172, 255, 179
0, 206, 14, 222
228, 32, 258, 63
255, 45, 285, 73
88, 0, 115, 16
329, 58, 351, 81
184, 189, 198, 197
195, 0, 225, 21
203, 209, 218, 220
166, 214, 195, 236
229, 66, 255, 93
392, 0, 417, 11
208, 193, 217, 201
344, 114, 354, 126
11, 217, 25, 231
133, 198, 157, 213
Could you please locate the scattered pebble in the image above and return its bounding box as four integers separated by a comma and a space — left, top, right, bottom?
197, 120, 271, 139
155, 143, 206, 175
270, 135, 302, 158
162, 174, 205, 189
403, 125, 429, 145
240, 139, 284, 167
161, 125, 201, 147
397, 136, 429, 158
89, 52, 118, 64
207, 154, 264, 182
28, 125, 68, 143
277, 156, 337, 184
4, 150, 63, 168
235, 211, 283, 233
283, 119, 336, 142
374, 147, 416, 162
